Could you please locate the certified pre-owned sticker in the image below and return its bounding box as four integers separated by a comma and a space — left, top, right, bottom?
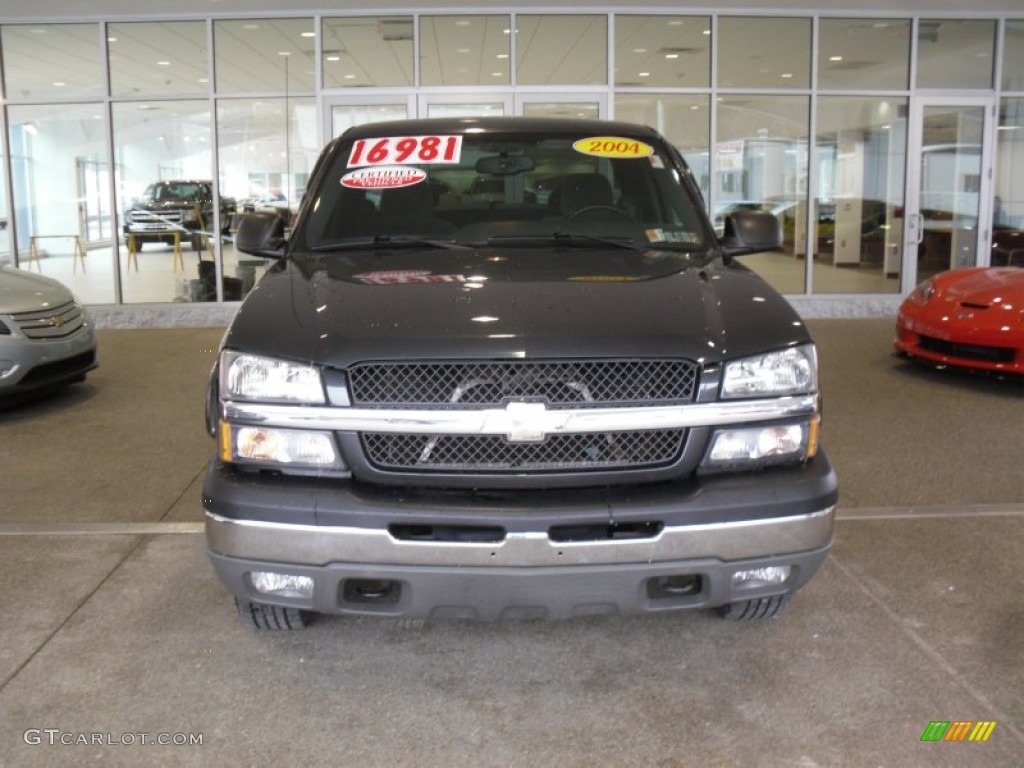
573, 137, 654, 159
341, 166, 427, 190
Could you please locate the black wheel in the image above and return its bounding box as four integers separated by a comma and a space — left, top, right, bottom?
717, 594, 791, 621
235, 598, 314, 630
566, 204, 633, 221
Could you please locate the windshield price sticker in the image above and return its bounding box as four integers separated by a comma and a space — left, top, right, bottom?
348, 135, 463, 167
573, 137, 654, 159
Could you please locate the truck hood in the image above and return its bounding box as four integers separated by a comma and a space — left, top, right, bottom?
224, 247, 810, 367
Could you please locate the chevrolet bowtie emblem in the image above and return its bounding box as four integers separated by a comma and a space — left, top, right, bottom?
504, 401, 549, 442
48, 315, 66, 327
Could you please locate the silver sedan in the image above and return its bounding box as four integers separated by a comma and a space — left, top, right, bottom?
0, 265, 97, 398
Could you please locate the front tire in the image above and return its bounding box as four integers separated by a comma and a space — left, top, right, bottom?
235, 598, 314, 630
717, 594, 791, 620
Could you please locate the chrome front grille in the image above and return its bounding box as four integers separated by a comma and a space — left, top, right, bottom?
362, 430, 687, 473
349, 359, 698, 475
12, 301, 86, 339
348, 359, 699, 407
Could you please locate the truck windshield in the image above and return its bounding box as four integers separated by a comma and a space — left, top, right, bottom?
297, 131, 710, 253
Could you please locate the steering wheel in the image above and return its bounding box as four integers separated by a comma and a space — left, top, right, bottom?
566, 205, 633, 221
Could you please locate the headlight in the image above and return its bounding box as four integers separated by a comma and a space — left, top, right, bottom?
220, 422, 343, 471
722, 344, 817, 398
700, 416, 820, 473
908, 278, 936, 306
220, 350, 325, 404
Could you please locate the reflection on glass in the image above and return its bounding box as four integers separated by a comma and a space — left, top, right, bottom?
614, 16, 709, 88
615, 94, 710, 203
420, 15, 510, 86
818, 19, 910, 90
220, 98, 319, 299
516, 15, 607, 86
109, 21, 209, 96
2, 24, 103, 101
426, 103, 505, 119
8, 104, 115, 303
215, 19, 316, 93
994, 98, 1024, 266
332, 104, 409, 137
1002, 21, 1024, 91
521, 102, 599, 120
917, 106, 985, 281
0, 130, 8, 265
916, 20, 995, 89
715, 95, 809, 294
717, 17, 810, 89
322, 17, 413, 87
113, 101, 212, 303
815, 97, 907, 294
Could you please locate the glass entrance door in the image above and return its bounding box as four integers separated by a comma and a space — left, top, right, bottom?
904, 98, 996, 289
514, 92, 606, 119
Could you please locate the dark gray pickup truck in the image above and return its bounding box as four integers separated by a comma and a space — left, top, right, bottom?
204, 117, 837, 629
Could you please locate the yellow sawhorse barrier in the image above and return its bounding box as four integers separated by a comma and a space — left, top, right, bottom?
125, 232, 184, 272
28, 235, 87, 274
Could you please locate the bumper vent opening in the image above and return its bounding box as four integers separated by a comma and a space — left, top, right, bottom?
389, 524, 506, 543
549, 521, 663, 543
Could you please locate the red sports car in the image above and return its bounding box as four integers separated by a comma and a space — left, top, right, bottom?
894, 265, 1024, 375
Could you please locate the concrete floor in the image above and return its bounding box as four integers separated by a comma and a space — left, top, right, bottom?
0, 319, 1021, 767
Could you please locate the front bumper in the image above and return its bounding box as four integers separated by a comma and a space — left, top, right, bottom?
204, 453, 837, 619
0, 323, 97, 394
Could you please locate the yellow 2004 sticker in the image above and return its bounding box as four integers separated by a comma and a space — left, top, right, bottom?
573, 137, 654, 159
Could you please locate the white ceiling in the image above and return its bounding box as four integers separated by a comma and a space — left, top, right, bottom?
1, 0, 1023, 23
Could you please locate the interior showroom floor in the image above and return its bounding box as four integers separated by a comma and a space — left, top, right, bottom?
0, 318, 1021, 766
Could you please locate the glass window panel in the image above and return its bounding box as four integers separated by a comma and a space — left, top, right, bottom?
215, 19, 316, 94
420, 15, 510, 87
0, 126, 8, 265
814, 97, 907, 294
614, 16, 710, 88
715, 95, 809, 294
331, 104, 409, 138
219, 97, 319, 299
1002, 21, 1024, 91
322, 16, 413, 88
426, 102, 506, 119
615, 94, 710, 204
717, 17, 810, 89
2, 24, 103, 101
113, 101, 214, 303
521, 102, 599, 120
516, 15, 607, 86
818, 19, 910, 90
916, 20, 995, 90
8, 104, 115, 304
109, 21, 209, 97
994, 98, 1024, 265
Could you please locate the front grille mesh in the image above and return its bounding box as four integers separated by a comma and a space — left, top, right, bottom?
12, 301, 86, 339
919, 335, 1015, 364
362, 430, 686, 473
348, 359, 699, 407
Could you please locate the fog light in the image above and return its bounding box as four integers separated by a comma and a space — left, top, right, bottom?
732, 566, 791, 589
250, 571, 315, 599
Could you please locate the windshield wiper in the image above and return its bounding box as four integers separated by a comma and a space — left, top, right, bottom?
471, 232, 640, 251
311, 235, 470, 252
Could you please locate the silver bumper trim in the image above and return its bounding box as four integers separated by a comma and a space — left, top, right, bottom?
223, 394, 819, 438
205, 506, 834, 568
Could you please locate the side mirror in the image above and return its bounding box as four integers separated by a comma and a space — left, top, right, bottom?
720, 210, 782, 260
234, 210, 287, 259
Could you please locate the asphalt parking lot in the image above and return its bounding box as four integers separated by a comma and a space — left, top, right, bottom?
0, 318, 1021, 766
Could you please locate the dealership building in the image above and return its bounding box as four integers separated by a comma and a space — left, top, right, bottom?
0, 0, 1022, 323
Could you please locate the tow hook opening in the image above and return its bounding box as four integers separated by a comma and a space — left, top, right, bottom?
646, 574, 702, 601
342, 578, 402, 605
